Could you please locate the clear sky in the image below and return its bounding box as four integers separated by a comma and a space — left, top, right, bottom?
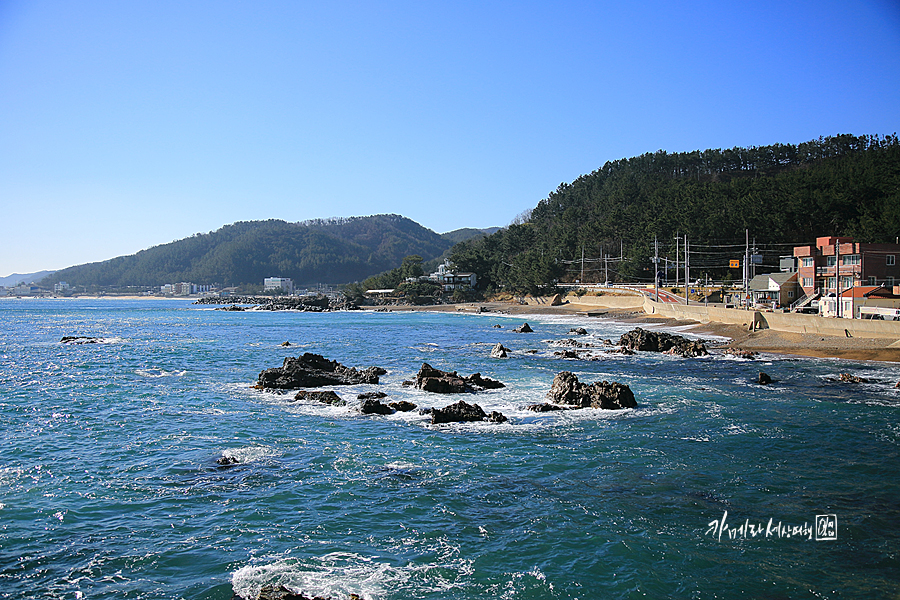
1, 0, 899, 277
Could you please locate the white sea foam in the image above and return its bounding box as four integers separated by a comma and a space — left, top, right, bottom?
136, 368, 187, 378
232, 552, 473, 599
220, 446, 279, 464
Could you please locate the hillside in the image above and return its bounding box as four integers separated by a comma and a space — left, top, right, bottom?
44, 215, 461, 288
450, 134, 900, 293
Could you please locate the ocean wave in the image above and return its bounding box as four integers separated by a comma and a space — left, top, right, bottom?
135, 368, 187, 378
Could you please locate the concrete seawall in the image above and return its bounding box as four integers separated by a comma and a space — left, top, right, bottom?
643, 297, 900, 340
566, 294, 646, 310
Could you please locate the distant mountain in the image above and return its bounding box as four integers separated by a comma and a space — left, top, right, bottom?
0, 270, 56, 287
440, 227, 502, 244
42, 215, 460, 288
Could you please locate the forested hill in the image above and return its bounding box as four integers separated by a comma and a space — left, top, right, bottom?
45, 215, 459, 288
450, 134, 900, 293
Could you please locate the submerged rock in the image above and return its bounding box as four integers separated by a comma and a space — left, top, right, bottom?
256, 353, 386, 389
413, 363, 504, 393
431, 400, 508, 424
527, 403, 567, 412
619, 328, 708, 357
216, 455, 240, 467
231, 585, 341, 600
546, 371, 637, 410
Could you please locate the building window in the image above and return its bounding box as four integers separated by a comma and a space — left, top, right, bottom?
787, 290, 794, 298
842, 254, 860, 266
888, 255, 896, 266
840, 276, 854, 289
826, 256, 837, 267
802, 257, 814, 267
826, 277, 837, 290
888, 276, 896, 286
802, 277, 813, 287
869, 276, 877, 285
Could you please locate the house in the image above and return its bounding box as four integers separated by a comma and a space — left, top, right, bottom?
794, 236, 900, 297
819, 285, 900, 319
749, 272, 801, 308
441, 272, 477, 291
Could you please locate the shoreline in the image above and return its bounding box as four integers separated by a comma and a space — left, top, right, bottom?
387, 300, 900, 363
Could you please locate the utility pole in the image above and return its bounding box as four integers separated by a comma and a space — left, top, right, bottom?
835, 240, 841, 318
580, 245, 584, 284
684, 234, 690, 305
744, 229, 750, 308
675, 234, 680, 290
654, 237, 659, 302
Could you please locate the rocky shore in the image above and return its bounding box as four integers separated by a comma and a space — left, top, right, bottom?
194, 295, 359, 311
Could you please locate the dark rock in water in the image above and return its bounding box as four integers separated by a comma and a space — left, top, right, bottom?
608, 347, 635, 355
524, 349, 539, 354
757, 371, 772, 385
256, 353, 386, 389
839, 373, 869, 383
216, 305, 245, 311
231, 585, 334, 600
431, 400, 507, 424
294, 390, 346, 405
554, 349, 579, 359
492, 324, 503, 328
280, 341, 292, 347
527, 403, 567, 412
357, 391, 388, 400
724, 347, 757, 359
487, 410, 508, 423
569, 327, 588, 335
216, 455, 239, 466
413, 363, 504, 393
490, 343, 510, 358
619, 328, 708, 357
389, 400, 417, 412
401, 380, 415, 387
546, 371, 637, 409
360, 398, 394, 415
60, 336, 102, 344
513, 323, 533, 333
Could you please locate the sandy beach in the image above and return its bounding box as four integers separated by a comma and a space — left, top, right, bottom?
391, 299, 900, 363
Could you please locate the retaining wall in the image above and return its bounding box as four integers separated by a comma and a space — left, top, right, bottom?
643, 298, 900, 339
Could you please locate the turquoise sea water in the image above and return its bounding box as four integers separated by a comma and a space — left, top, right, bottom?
1, 299, 899, 599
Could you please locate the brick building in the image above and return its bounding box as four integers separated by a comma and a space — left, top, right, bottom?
793, 236, 900, 297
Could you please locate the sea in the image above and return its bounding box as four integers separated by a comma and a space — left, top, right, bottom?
1, 298, 899, 600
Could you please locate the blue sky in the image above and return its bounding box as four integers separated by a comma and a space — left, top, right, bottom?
1, 0, 899, 277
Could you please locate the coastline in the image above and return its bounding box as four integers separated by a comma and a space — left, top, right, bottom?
387, 300, 900, 363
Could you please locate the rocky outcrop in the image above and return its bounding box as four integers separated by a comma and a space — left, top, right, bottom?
513, 323, 533, 333
554, 349, 579, 359
546, 371, 637, 409
723, 347, 757, 359
216, 305, 246, 311
430, 400, 508, 424
490, 343, 510, 358
839, 373, 869, 383
757, 371, 772, 385
619, 328, 708, 357
60, 336, 102, 344
256, 353, 386, 389
527, 403, 567, 412
389, 400, 417, 412
569, 327, 588, 335
231, 585, 361, 600
294, 390, 345, 405
357, 391, 388, 400
413, 363, 505, 393
360, 398, 394, 415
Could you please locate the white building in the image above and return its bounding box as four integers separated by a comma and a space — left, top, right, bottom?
264, 277, 294, 294
54, 282, 70, 293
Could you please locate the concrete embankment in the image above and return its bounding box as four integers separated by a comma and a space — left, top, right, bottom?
565, 294, 646, 310
643, 297, 900, 340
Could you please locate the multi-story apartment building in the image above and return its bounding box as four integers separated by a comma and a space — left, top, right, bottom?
794, 236, 900, 296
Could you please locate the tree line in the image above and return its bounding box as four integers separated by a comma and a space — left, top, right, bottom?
450, 134, 900, 294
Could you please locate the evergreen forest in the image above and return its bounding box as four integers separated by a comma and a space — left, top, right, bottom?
450, 134, 900, 294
